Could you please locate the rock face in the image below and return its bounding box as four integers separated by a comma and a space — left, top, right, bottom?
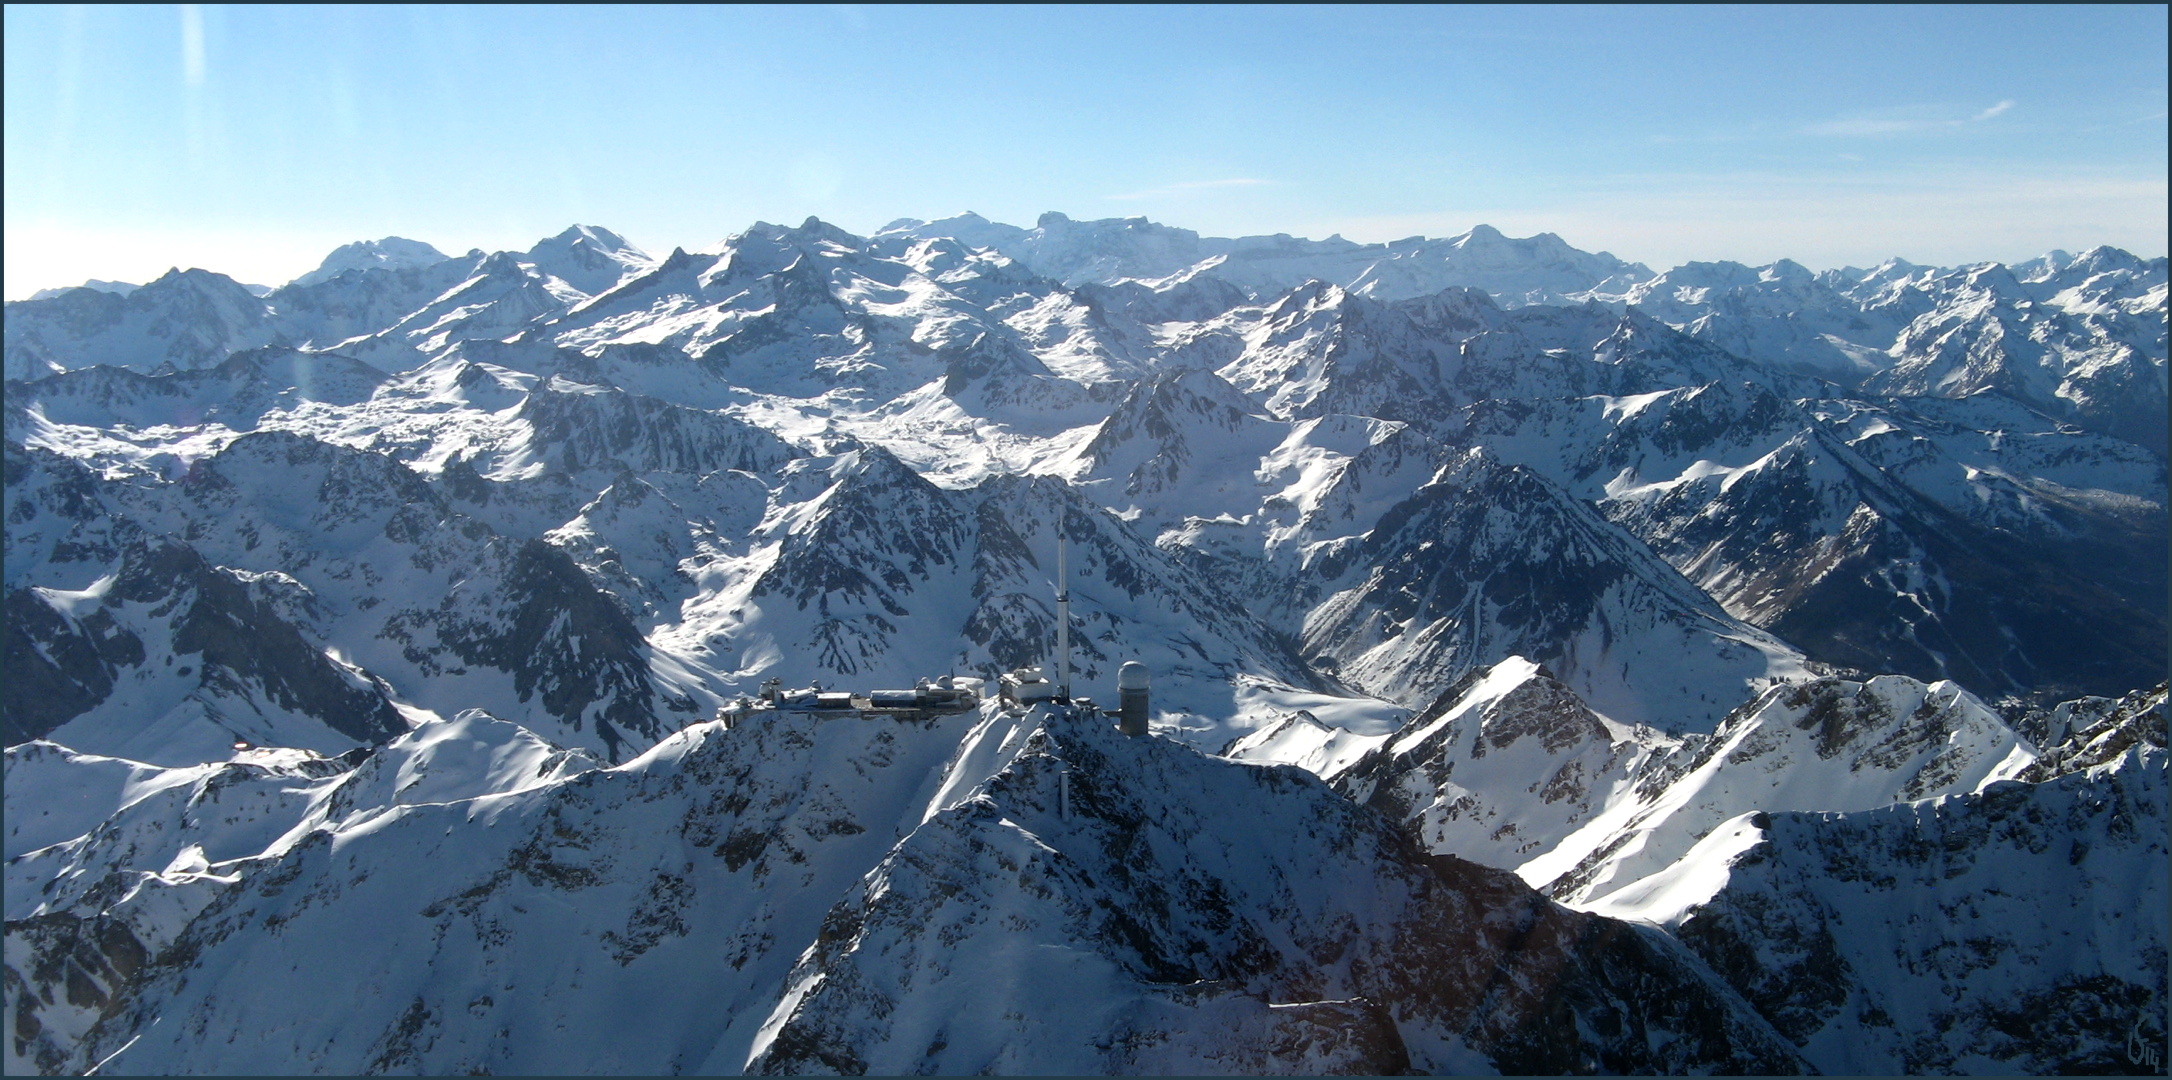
1326, 658, 1674, 871
4, 214, 2164, 1075
1461, 380, 2168, 702
1295, 448, 1804, 729
3, 587, 142, 746
3, 269, 280, 380
428, 537, 663, 762
1642, 749, 2166, 1075
1536, 675, 2038, 907
5, 431, 689, 762
5, 539, 406, 763
1287, 657, 2167, 1076
7, 705, 1808, 1075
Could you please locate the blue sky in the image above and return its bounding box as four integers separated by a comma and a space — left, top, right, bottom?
5, 4, 2165, 297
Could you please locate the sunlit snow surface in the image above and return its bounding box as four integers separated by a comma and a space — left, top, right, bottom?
5, 216, 2165, 1074
9, 217, 2162, 765
7, 703, 1813, 1075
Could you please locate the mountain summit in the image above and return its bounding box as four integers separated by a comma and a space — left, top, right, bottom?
4, 211, 2163, 1076
289, 235, 451, 287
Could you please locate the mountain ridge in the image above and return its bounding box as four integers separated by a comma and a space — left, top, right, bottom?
5, 211, 2163, 1075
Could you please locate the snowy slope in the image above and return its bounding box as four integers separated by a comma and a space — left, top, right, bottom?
1536, 675, 2037, 905
289, 237, 451, 288
5, 211, 2166, 1077
9, 704, 1808, 1075
1462, 379, 2168, 701
1594, 745, 2166, 1074
6, 540, 406, 764
3, 269, 281, 380
1324, 658, 1676, 871
892, 213, 1653, 306
5, 431, 703, 761
1295, 448, 1806, 728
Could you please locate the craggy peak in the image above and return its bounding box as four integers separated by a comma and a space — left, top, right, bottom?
6, 208, 2165, 1076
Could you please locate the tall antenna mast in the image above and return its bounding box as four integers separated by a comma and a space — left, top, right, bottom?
1055, 528, 1071, 701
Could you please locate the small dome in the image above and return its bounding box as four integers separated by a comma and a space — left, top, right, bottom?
1118, 661, 1150, 690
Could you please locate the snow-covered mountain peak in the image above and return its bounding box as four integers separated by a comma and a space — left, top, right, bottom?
539, 223, 635, 251
2011, 248, 2077, 282
885, 210, 1029, 253
331, 708, 600, 811
888, 234, 980, 275
7, 207, 2166, 1076
2020, 681, 2168, 780
1454, 222, 1507, 245
1322, 655, 1674, 873
521, 224, 654, 297
738, 215, 865, 254
142, 266, 262, 302
2058, 243, 2153, 277
25, 279, 141, 302
290, 236, 451, 288
4, 268, 286, 380
1759, 258, 1814, 284
1261, 277, 1348, 319
1344, 223, 1655, 306
1533, 673, 2038, 906
1084, 365, 1264, 451
1446, 222, 1615, 266
1061, 366, 1284, 519
1957, 260, 2029, 297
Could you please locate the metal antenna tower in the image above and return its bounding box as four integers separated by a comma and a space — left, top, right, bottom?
1055, 529, 1071, 701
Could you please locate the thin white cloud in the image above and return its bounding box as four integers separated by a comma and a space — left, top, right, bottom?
180, 4, 206, 87
1807, 100, 2020, 137
1107, 178, 1271, 201
1807, 117, 1932, 137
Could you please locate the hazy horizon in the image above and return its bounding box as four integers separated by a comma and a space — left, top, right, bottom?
6, 5, 2165, 299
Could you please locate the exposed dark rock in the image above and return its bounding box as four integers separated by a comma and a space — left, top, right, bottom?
436, 538, 661, 761
2, 589, 143, 744
2, 913, 151, 1075
4, 539, 406, 748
